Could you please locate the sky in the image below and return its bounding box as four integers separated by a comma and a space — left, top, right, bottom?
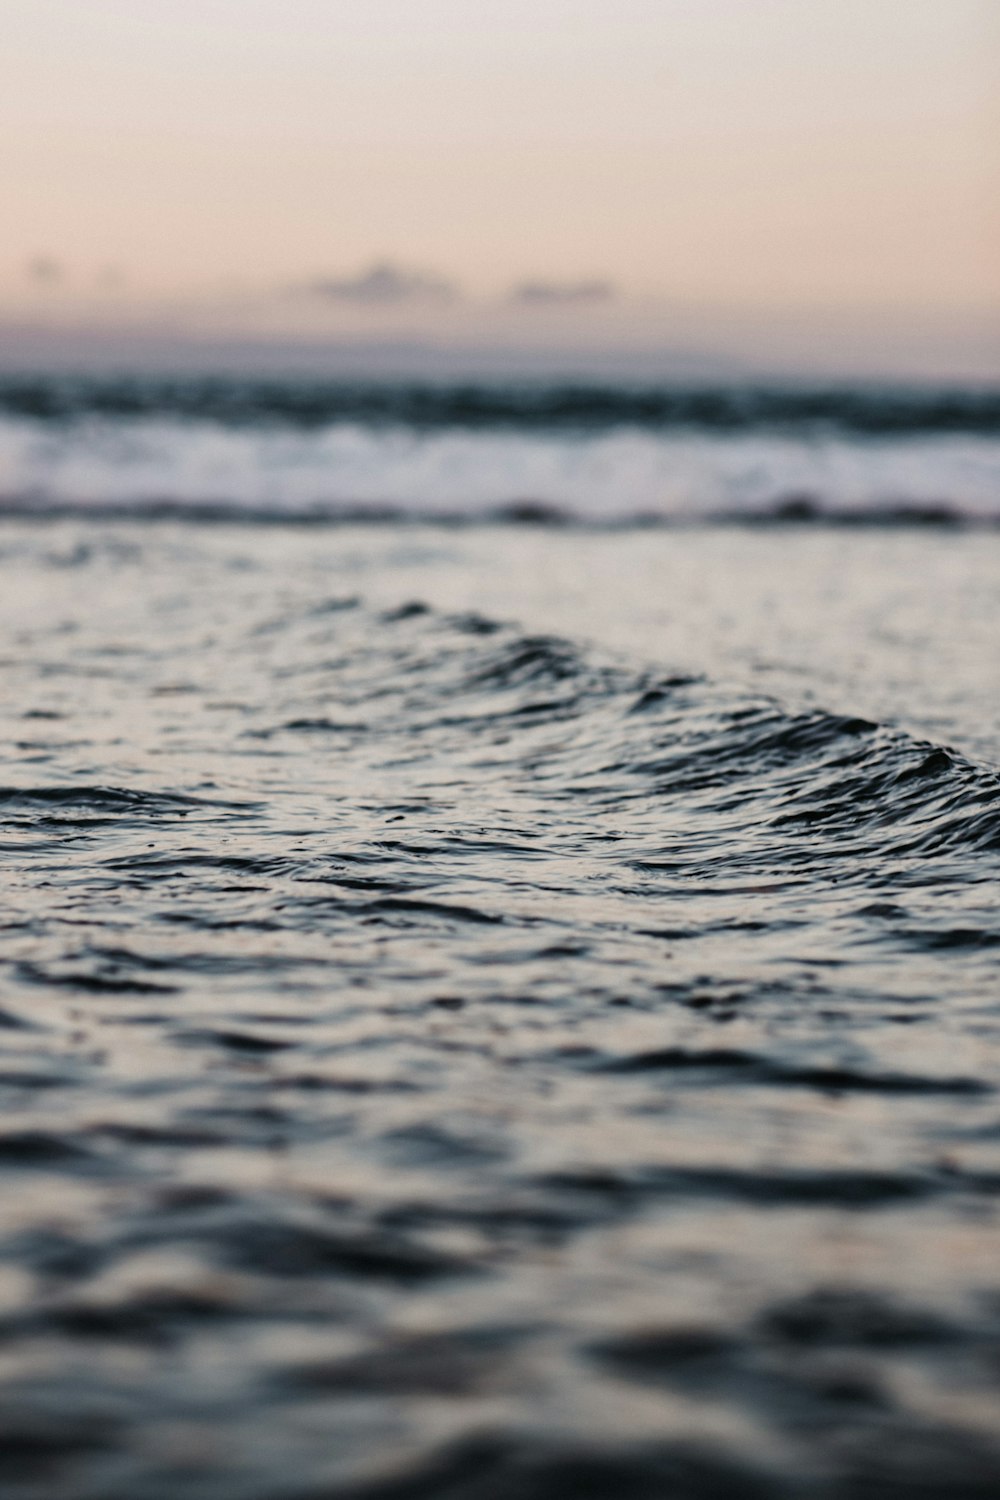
2, 0, 997, 378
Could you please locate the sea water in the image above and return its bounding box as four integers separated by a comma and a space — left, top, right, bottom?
0, 378, 999, 1498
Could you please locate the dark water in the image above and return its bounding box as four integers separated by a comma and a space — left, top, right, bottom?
1, 521, 999, 1498
4, 373, 1000, 432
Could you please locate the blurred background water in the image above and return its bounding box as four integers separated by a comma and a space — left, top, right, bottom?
2, 376, 1000, 523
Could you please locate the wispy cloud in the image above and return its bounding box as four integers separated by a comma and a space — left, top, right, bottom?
26, 255, 63, 287
301, 261, 459, 306
509, 279, 615, 308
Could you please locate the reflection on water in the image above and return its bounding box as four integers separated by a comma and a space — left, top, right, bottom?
0, 521, 998, 1498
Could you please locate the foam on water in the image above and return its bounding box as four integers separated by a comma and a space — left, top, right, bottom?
1, 376, 999, 523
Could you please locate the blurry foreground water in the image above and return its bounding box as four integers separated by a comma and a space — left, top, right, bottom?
0, 516, 998, 1498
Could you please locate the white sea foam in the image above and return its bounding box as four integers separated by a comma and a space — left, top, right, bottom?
1, 414, 999, 520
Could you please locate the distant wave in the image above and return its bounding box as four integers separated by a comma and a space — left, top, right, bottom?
2, 418, 999, 524
2, 375, 1000, 524
2, 373, 1000, 433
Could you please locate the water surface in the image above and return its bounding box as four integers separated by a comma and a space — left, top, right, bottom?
1, 519, 998, 1497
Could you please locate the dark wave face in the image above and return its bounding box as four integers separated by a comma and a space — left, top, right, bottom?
2, 375, 1000, 523
3, 373, 1000, 433
1, 524, 999, 1497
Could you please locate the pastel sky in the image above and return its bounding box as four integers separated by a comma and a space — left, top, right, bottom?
2, 0, 997, 376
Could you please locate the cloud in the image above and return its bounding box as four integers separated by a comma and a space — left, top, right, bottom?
302, 261, 459, 306
26, 255, 62, 287
509, 279, 616, 307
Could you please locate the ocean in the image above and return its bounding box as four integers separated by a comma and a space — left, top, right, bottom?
1, 376, 999, 1498
3, 374, 1000, 525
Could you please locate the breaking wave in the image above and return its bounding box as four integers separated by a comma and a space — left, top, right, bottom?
2, 375, 1000, 523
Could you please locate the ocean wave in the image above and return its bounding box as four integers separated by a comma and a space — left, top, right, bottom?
2, 410, 1000, 522
3, 374, 1000, 433
1, 566, 999, 1496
